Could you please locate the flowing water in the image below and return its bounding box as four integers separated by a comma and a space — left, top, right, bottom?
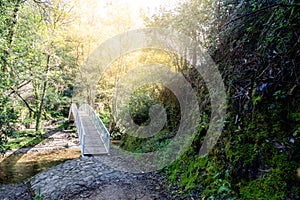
0, 148, 81, 184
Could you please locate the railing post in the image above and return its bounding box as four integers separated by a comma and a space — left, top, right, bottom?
82, 134, 85, 157
70, 103, 86, 157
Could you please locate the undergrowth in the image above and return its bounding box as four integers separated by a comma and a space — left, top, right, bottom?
4, 130, 44, 150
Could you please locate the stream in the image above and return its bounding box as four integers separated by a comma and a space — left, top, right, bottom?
0, 148, 81, 184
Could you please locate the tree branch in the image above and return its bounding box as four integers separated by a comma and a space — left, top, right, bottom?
224, 3, 300, 27
9, 80, 32, 96
10, 86, 35, 113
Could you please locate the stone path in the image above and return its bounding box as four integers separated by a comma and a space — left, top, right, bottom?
30, 155, 172, 199
0, 183, 32, 200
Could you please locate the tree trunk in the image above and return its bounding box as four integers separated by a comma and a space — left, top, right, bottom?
2, 0, 22, 73
35, 54, 51, 132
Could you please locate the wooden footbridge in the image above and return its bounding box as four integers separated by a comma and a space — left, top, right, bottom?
68, 103, 110, 156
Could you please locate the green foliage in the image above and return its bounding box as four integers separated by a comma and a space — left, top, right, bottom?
240, 177, 285, 200
128, 93, 157, 126
240, 155, 298, 199
0, 73, 17, 153
56, 121, 70, 131
3, 130, 44, 150
125, 85, 180, 130
162, 117, 233, 199
0, 0, 21, 154
120, 129, 174, 153
165, 154, 208, 196
203, 170, 235, 200
0, 94, 17, 153
115, 84, 180, 142
0, 0, 78, 139
34, 187, 44, 200
163, 147, 236, 199
99, 108, 123, 140
99, 109, 111, 126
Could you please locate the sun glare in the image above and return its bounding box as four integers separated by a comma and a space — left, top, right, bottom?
76, 0, 184, 28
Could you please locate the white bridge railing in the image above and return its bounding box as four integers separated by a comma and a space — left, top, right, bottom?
80, 104, 110, 154
69, 103, 110, 156
69, 103, 86, 156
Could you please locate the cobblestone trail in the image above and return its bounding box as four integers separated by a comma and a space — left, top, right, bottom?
30, 154, 171, 199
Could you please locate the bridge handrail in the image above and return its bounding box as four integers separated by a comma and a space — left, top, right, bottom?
70, 103, 86, 156
80, 104, 110, 154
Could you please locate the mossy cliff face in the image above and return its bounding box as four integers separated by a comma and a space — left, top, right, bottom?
159, 89, 300, 199
161, 2, 300, 198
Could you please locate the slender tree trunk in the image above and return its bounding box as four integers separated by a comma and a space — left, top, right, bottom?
35, 54, 51, 132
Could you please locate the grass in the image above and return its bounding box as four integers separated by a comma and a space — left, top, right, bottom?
4, 130, 44, 150
33, 187, 44, 200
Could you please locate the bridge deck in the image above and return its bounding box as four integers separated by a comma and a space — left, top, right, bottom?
78, 111, 107, 155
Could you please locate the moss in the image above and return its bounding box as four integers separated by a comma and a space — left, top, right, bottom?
240, 154, 298, 199
240, 177, 286, 200
161, 91, 300, 199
